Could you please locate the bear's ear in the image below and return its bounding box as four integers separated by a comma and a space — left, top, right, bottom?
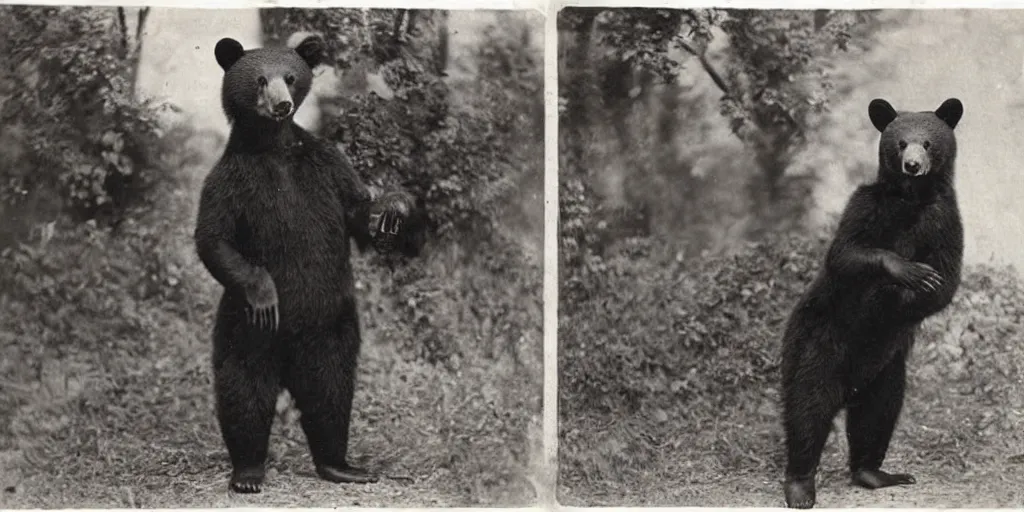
868, 98, 898, 133
295, 35, 327, 70
215, 38, 245, 72
935, 98, 964, 129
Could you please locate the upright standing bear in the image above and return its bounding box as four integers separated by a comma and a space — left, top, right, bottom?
194, 34, 426, 494
779, 98, 965, 509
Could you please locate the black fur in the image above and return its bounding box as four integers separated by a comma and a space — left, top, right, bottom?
195, 35, 424, 494
779, 98, 965, 509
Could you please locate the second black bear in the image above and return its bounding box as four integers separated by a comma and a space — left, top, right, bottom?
779, 97, 965, 508
194, 35, 426, 494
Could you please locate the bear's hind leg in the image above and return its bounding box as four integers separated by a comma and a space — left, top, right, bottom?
285, 324, 379, 485
847, 353, 916, 490
214, 348, 281, 494
782, 367, 844, 509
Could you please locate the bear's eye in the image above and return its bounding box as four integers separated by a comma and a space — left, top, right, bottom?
257, 76, 268, 87
898, 140, 907, 150
923, 140, 931, 150
285, 74, 296, 85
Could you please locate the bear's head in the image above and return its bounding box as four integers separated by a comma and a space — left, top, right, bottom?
214, 35, 327, 124
868, 97, 964, 181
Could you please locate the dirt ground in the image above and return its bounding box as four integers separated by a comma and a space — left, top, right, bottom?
558, 402, 1024, 509
559, 467, 1024, 508
0, 457, 459, 508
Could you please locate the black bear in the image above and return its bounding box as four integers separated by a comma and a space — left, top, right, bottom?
779, 98, 965, 508
194, 35, 426, 494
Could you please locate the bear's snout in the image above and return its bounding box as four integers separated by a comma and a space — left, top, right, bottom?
256, 77, 296, 121
273, 101, 293, 117
901, 144, 930, 176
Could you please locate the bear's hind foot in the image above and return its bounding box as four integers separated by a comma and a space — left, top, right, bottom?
229, 466, 266, 494
316, 463, 379, 484
852, 469, 916, 489
784, 477, 816, 509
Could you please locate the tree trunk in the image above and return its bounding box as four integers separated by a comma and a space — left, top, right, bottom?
117, 7, 149, 98
434, 10, 450, 76
562, 9, 599, 175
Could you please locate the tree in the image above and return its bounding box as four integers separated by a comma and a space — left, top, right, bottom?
558, 8, 882, 270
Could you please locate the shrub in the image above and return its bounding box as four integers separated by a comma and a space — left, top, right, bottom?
560, 229, 1024, 423
0, 6, 176, 247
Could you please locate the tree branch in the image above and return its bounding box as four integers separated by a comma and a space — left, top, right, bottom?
116, 7, 128, 54
677, 40, 730, 97
136, 7, 150, 45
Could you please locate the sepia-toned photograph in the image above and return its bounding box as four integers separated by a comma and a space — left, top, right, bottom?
558, 7, 1024, 508
0, 5, 544, 507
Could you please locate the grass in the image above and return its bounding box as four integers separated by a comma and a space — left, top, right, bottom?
2, 335, 541, 507
560, 381, 1024, 507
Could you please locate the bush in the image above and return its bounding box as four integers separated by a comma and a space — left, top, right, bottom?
560, 229, 1024, 423
0, 6, 176, 240
0, 190, 210, 450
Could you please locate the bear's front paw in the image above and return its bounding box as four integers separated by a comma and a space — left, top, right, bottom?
368, 191, 415, 253
888, 258, 942, 293
244, 268, 279, 332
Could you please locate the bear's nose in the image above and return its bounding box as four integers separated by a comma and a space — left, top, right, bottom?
274, 101, 293, 116
903, 161, 921, 174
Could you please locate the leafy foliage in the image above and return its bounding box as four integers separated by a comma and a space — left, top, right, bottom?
0, 5, 174, 238
577, 8, 879, 159
557, 8, 883, 275
560, 232, 825, 416
714, 10, 879, 187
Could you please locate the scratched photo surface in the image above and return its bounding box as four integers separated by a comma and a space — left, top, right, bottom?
558, 8, 1024, 508
0, 5, 543, 508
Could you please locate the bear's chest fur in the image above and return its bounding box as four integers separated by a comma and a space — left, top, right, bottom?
228, 149, 351, 275
862, 181, 954, 263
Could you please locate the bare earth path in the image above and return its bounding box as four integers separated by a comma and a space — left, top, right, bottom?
1, 460, 455, 508
560, 469, 1024, 508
